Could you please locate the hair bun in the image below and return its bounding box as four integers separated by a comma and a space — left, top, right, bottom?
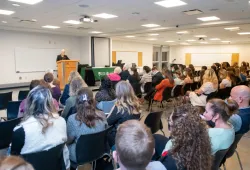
225, 99, 239, 116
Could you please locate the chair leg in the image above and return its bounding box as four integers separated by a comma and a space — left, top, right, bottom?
235, 150, 243, 170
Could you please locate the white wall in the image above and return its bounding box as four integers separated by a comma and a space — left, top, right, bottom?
170, 44, 250, 66
80, 36, 91, 65
0, 30, 82, 85
112, 40, 153, 67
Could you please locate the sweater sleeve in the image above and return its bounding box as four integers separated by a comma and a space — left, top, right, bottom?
11, 127, 25, 155
155, 79, 166, 90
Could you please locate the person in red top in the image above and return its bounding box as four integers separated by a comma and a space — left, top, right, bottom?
154, 70, 175, 101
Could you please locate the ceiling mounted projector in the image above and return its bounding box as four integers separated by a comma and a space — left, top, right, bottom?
79, 16, 98, 23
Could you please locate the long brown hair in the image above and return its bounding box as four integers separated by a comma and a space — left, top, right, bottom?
164, 69, 174, 84
170, 104, 212, 170
76, 87, 105, 127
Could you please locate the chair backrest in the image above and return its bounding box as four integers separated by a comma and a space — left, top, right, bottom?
225, 133, 244, 159
18, 90, 29, 101
102, 100, 116, 113
182, 83, 192, 95
212, 149, 228, 170
0, 117, 22, 149
7, 101, 22, 120
172, 85, 183, 97
75, 126, 111, 165
217, 87, 231, 100
0, 92, 12, 110
191, 82, 198, 91
206, 91, 218, 102
162, 87, 173, 101
144, 82, 152, 93
22, 143, 65, 170
144, 111, 163, 134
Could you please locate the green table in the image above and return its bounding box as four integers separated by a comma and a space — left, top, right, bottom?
80, 67, 115, 81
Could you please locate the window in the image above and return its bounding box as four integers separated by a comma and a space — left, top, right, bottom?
162, 52, 168, 61
153, 52, 158, 61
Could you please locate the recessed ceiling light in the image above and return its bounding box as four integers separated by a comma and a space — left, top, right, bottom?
221, 41, 231, 43
186, 39, 196, 42
126, 35, 135, 38
2, 21, 7, 23
12, 3, 20, 6
238, 32, 250, 35
93, 13, 118, 19
63, 20, 81, 25
224, 27, 240, 31
31, 19, 37, 22
200, 42, 208, 44
176, 31, 189, 34
142, 24, 160, 28
210, 38, 220, 41
42, 25, 60, 29
197, 16, 220, 22
180, 42, 190, 45
149, 33, 159, 36
147, 38, 157, 41
150, 27, 168, 31
166, 41, 174, 42
194, 35, 207, 38
154, 0, 187, 8
0, 9, 15, 15
90, 31, 102, 34
8, 0, 43, 5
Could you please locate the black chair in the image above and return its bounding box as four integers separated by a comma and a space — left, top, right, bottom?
65, 106, 77, 122
0, 117, 21, 149
212, 149, 228, 170
7, 101, 22, 120
0, 92, 12, 110
191, 82, 198, 91
181, 83, 192, 95
85, 68, 96, 86
172, 85, 183, 98
144, 82, 152, 93
72, 127, 113, 169
221, 134, 244, 170
22, 143, 66, 170
216, 87, 231, 100
206, 91, 218, 102
18, 90, 29, 101
144, 111, 165, 136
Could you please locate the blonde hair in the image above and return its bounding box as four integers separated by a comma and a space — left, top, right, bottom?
203, 69, 218, 89
69, 77, 88, 96
114, 67, 122, 74
115, 81, 140, 114
68, 71, 81, 83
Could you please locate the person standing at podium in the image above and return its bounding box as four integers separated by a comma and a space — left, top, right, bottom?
56, 49, 70, 62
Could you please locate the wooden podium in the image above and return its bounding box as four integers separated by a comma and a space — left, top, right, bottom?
57, 60, 79, 90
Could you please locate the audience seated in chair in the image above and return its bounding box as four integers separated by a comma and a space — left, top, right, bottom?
60, 71, 81, 106
173, 71, 184, 86
128, 67, 142, 98
44, 73, 61, 101
107, 81, 141, 147
113, 120, 166, 170
140, 66, 152, 92
18, 80, 59, 118
61, 77, 88, 119
187, 69, 218, 106
229, 85, 250, 134
0, 156, 34, 170
108, 67, 122, 87
95, 76, 116, 110
219, 71, 234, 89
183, 68, 194, 84
120, 64, 130, 81
151, 66, 164, 87
154, 104, 211, 170
11, 85, 69, 169
67, 87, 107, 163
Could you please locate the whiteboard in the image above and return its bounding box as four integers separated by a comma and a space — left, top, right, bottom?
191, 53, 231, 66
15, 47, 61, 72
116, 52, 138, 65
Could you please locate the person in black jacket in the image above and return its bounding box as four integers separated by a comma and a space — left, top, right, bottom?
120, 64, 130, 80
56, 49, 70, 62
152, 67, 164, 87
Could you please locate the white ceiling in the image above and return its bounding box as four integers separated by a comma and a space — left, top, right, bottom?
1, 0, 250, 45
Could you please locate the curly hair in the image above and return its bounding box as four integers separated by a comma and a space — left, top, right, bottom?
170, 104, 212, 170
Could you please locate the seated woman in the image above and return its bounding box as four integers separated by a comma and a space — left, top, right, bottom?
95, 76, 116, 108
44, 73, 61, 101
154, 104, 212, 170
202, 98, 238, 154
187, 69, 218, 106
128, 67, 142, 97
108, 67, 122, 88
107, 81, 141, 147
140, 66, 152, 92
240, 66, 247, 82
11, 85, 69, 168
183, 69, 194, 84
61, 77, 88, 119
174, 71, 184, 86
60, 71, 81, 106
219, 71, 234, 89
67, 87, 107, 163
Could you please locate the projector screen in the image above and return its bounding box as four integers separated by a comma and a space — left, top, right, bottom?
191, 53, 231, 66
93, 37, 110, 67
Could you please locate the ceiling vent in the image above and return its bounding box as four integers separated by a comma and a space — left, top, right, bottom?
19, 19, 36, 23
183, 9, 203, 15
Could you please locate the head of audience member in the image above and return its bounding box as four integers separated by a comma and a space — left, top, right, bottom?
213, 63, 221, 70
188, 64, 195, 73
201, 66, 207, 71
53, 79, 60, 87
174, 71, 183, 80
171, 65, 179, 72
115, 81, 140, 114
227, 71, 236, 85
143, 66, 151, 74
61, 49, 65, 56
240, 66, 247, 74
186, 69, 194, 80
68, 71, 81, 84
129, 67, 140, 80
113, 120, 154, 170
232, 62, 238, 68
164, 69, 174, 84
29, 80, 40, 91
44, 72, 54, 84
123, 64, 130, 71
168, 104, 212, 170
203, 69, 218, 89
204, 98, 238, 127
230, 85, 250, 108
69, 77, 87, 96
241, 61, 247, 68
151, 66, 159, 75
101, 76, 112, 90
227, 67, 236, 74
222, 62, 230, 70
24, 85, 56, 133
114, 67, 122, 74
0, 156, 34, 170
75, 87, 104, 127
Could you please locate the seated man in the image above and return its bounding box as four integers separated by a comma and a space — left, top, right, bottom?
113, 120, 166, 170
229, 85, 250, 134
